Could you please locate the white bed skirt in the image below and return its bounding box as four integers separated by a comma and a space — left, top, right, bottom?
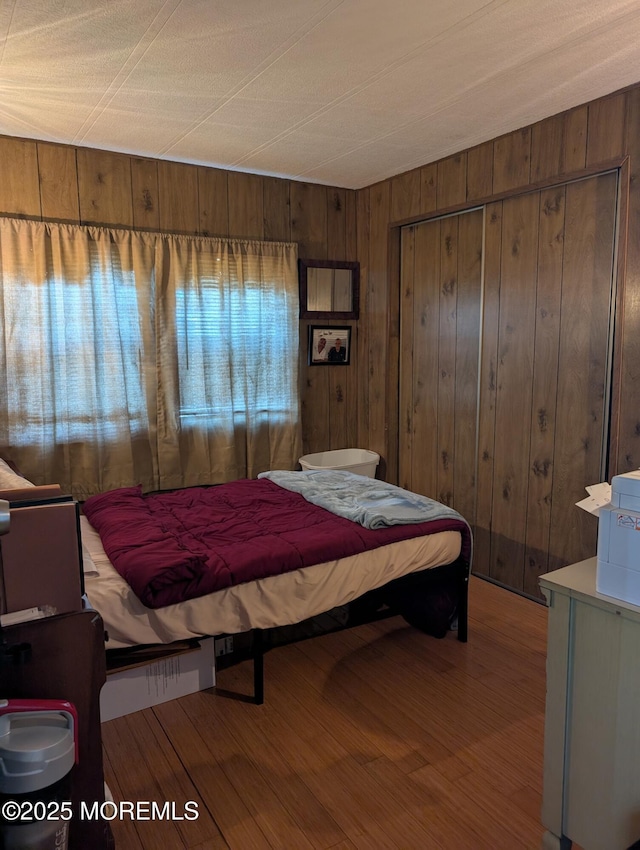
80, 516, 461, 649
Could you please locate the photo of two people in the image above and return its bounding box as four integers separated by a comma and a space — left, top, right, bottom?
309, 326, 351, 365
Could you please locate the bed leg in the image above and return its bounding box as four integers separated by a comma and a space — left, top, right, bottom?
457, 571, 469, 643
253, 629, 264, 705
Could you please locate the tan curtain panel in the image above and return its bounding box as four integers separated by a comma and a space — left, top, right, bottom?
0, 217, 300, 497
155, 235, 302, 488
0, 218, 158, 497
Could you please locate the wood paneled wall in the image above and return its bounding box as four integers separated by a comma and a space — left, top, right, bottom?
3, 81, 640, 591
0, 138, 359, 458
356, 83, 640, 577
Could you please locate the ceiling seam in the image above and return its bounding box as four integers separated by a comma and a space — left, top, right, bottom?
0, 0, 17, 66
227, 0, 516, 168
290, 4, 640, 184
73, 0, 185, 143
157, 0, 348, 157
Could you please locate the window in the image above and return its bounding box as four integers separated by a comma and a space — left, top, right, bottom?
0, 218, 301, 496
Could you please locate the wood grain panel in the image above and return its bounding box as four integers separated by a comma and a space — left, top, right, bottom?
37, 143, 79, 221
327, 188, 347, 258
157, 161, 198, 234
587, 91, 627, 166
300, 321, 330, 456
385, 228, 401, 484
131, 157, 159, 232
400, 211, 482, 504
344, 193, 358, 448
356, 188, 371, 449
77, 148, 133, 226
398, 226, 416, 490
329, 357, 350, 450
0, 137, 40, 217
531, 108, 587, 182
475, 202, 502, 577
616, 86, 640, 472
493, 128, 531, 195
262, 176, 290, 242
437, 215, 458, 506
410, 219, 441, 498
531, 114, 563, 184
390, 170, 421, 223
562, 106, 589, 173
367, 182, 392, 470
344, 327, 358, 449
420, 163, 437, 213
344, 189, 358, 263
466, 142, 493, 202
491, 191, 539, 588
290, 182, 328, 259
437, 154, 467, 209
197, 166, 228, 237
523, 186, 565, 596
547, 173, 617, 573
453, 210, 483, 521
228, 171, 264, 240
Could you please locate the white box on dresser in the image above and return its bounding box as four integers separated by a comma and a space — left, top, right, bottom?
540, 558, 640, 850
596, 470, 640, 605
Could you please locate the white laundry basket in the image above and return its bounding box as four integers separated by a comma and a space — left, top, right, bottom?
298, 448, 380, 478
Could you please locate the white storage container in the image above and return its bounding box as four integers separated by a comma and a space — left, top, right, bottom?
299, 448, 380, 478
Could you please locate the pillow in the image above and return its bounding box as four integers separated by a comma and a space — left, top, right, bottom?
0, 458, 35, 490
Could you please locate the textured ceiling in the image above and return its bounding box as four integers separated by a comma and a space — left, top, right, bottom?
1, 0, 639, 189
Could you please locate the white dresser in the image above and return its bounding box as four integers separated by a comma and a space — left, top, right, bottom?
540, 558, 640, 850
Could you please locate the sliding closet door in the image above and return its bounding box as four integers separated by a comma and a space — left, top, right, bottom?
400, 171, 618, 596
481, 173, 617, 594
399, 208, 483, 522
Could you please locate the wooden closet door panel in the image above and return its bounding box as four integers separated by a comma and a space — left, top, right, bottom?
453, 211, 483, 522
411, 219, 441, 498
491, 191, 540, 588
399, 210, 482, 507
547, 172, 617, 573
400, 176, 616, 596
399, 220, 441, 496
475, 202, 503, 577
399, 226, 416, 490
523, 186, 566, 595
437, 215, 459, 506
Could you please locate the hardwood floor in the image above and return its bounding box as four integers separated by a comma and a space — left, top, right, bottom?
102, 576, 549, 849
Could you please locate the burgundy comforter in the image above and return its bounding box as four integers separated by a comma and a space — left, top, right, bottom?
82, 479, 469, 609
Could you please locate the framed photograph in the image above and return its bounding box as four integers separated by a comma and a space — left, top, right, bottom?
308, 325, 351, 365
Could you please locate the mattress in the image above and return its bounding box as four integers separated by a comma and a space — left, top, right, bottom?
81, 516, 462, 649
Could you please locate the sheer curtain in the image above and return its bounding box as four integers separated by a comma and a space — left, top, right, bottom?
156, 236, 301, 488
0, 219, 158, 497
0, 217, 301, 497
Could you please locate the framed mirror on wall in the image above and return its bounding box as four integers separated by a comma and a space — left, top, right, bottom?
299, 259, 360, 320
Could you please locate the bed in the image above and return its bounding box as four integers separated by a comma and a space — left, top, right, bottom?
0, 459, 473, 703
79, 470, 473, 702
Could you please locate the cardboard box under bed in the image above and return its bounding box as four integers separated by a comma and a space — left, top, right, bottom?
101, 638, 216, 722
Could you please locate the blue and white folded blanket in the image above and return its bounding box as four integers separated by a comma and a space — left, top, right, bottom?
258, 469, 465, 531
